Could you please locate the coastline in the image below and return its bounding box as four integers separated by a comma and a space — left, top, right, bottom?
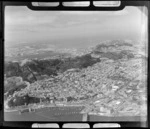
4, 102, 85, 113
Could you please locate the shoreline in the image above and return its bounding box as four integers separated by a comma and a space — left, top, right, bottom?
4, 103, 85, 113
4, 106, 147, 120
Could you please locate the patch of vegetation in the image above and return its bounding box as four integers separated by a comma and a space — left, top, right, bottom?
7, 94, 40, 107
4, 77, 27, 96
7, 84, 27, 97
93, 50, 134, 60
59, 54, 100, 72
5, 54, 101, 83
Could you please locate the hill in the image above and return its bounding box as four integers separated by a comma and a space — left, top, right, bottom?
5, 54, 101, 83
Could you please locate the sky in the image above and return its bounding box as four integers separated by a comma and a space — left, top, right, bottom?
4, 5, 148, 49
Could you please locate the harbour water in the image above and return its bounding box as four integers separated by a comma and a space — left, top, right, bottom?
4, 106, 146, 122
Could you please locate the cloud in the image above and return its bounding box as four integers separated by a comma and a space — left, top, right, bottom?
5, 6, 59, 27
5, 11, 57, 26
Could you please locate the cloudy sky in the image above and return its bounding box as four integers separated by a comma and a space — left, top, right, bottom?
5, 5, 147, 49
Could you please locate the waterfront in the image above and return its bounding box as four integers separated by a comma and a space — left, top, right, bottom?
4, 106, 146, 122
4, 106, 84, 121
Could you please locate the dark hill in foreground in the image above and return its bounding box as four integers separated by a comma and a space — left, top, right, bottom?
5, 54, 101, 84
